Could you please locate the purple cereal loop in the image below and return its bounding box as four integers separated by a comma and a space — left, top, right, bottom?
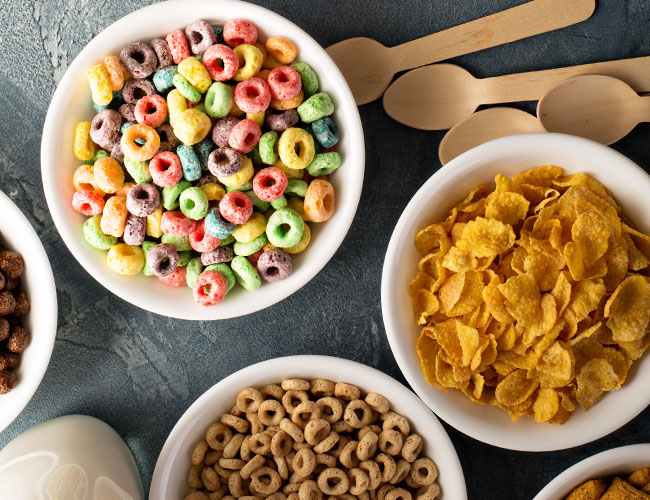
122, 78, 155, 104
156, 123, 180, 152
150, 38, 173, 69
90, 109, 121, 149
185, 19, 217, 55
201, 247, 234, 266
126, 183, 160, 217
123, 214, 146, 246
197, 174, 219, 186
265, 109, 299, 132
208, 147, 242, 177
119, 103, 136, 122
147, 243, 179, 277
110, 136, 125, 163
119, 42, 158, 79
212, 116, 239, 148
257, 249, 293, 282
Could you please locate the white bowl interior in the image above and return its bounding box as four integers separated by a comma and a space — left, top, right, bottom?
382, 133, 650, 451
150, 355, 467, 500
41, 0, 364, 320
533, 444, 650, 500
0, 190, 58, 432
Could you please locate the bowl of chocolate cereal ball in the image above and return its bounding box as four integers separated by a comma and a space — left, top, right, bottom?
150, 355, 467, 500
0, 190, 57, 433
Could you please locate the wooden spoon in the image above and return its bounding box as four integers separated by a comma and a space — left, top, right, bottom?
383, 56, 650, 130
438, 108, 544, 164
537, 74, 650, 145
326, 0, 595, 105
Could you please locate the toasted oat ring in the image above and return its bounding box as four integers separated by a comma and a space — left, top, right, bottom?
205, 450, 223, 466
188, 464, 204, 488
293, 441, 311, 451
292, 447, 316, 477
207, 423, 234, 450
222, 414, 250, 434
316, 397, 344, 424
357, 431, 379, 461
329, 436, 349, 459
282, 378, 310, 391
249, 432, 272, 455
215, 463, 233, 480
358, 426, 381, 440
375, 453, 397, 483
291, 401, 321, 428
409, 458, 437, 486
258, 399, 286, 427
334, 382, 360, 401
240, 435, 252, 461
237, 387, 264, 413
344, 400, 373, 429
261, 384, 285, 400
273, 456, 289, 480
286, 491, 300, 500
378, 430, 403, 456
228, 471, 248, 497
298, 480, 322, 500
282, 390, 309, 414
310, 379, 335, 398
357, 492, 370, 500
401, 435, 423, 463
193, 440, 210, 465
185, 492, 209, 500
246, 412, 265, 434
365, 393, 390, 414
313, 431, 339, 454
202, 467, 222, 491
317, 468, 349, 496
339, 440, 360, 469
268, 493, 287, 500
271, 430, 293, 457
251, 466, 282, 495
348, 468, 370, 495
389, 460, 411, 485
415, 484, 440, 500
377, 485, 395, 500
280, 418, 305, 443
359, 461, 382, 491
333, 421, 354, 434
209, 485, 229, 500
223, 434, 246, 459
304, 418, 331, 446
288, 472, 307, 485
220, 458, 246, 470
382, 412, 410, 438
240, 454, 265, 479
385, 488, 412, 500
315, 453, 337, 468
230, 404, 245, 417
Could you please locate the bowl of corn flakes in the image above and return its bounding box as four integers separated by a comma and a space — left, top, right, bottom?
382, 133, 650, 451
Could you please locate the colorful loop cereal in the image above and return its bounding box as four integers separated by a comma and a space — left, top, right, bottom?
178, 56, 212, 93
253, 167, 288, 202
266, 37, 298, 65
306, 152, 342, 176
205, 82, 234, 119
286, 222, 311, 254
208, 147, 242, 177
166, 88, 187, 127
147, 243, 179, 277
177, 144, 202, 181
219, 191, 253, 225
161, 234, 192, 251
100, 195, 128, 237
223, 19, 258, 47
149, 151, 183, 187
126, 183, 160, 217
89, 149, 109, 166
123, 214, 146, 246
297, 92, 335, 123
270, 90, 303, 111
123, 156, 151, 184
179, 186, 209, 220
119, 42, 157, 78
247, 111, 265, 127
90, 109, 121, 149
173, 108, 212, 145
73, 121, 95, 161
231, 255, 261, 291
233, 44, 264, 81
185, 19, 217, 54
150, 38, 173, 69
166, 30, 190, 64
258, 131, 279, 164
245, 191, 270, 212
173, 73, 202, 103
285, 179, 308, 197
205, 263, 235, 292
311, 116, 339, 149
228, 119, 262, 154
158, 265, 187, 287
157, 124, 180, 152
205, 208, 236, 239
107, 243, 145, 275
273, 159, 303, 180
270, 195, 287, 209
122, 78, 156, 104
185, 256, 203, 288
291, 62, 319, 98
234, 77, 271, 114
87, 64, 112, 106
218, 155, 254, 188
161, 211, 197, 237
212, 116, 239, 147
189, 219, 220, 253
200, 182, 226, 202
304, 179, 335, 222
83, 215, 117, 250
286, 196, 306, 220
266, 208, 304, 248
153, 65, 178, 93
203, 44, 239, 81
119, 103, 136, 122
121, 123, 160, 161
265, 109, 299, 132
257, 249, 293, 282
103, 55, 125, 91
201, 247, 234, 266
193, 138, 214, 170
141, 241, 157, 276
73, 164, 104, 194
232, 211, 266, 243
94, 157, 125, 194
234, 233, 267, 257
162, 179, 191, 210
146, 206, 163, 238
72, 190, 105, 216
262, 52, 284, 71
193, 270, 228, 306
278, 127, 315, 169
267, 66, 301, 101
134, 94, 168, 128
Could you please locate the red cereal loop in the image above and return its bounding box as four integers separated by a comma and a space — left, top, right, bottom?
248, 249, 264, 268
134, 94, 168, 128
253, 167, 288, 202
219, 191, 253, 225
161, 211, 197, 236
189, 218, 221, 253
267, 66, 302, 101
149, 151, 184, 187
72, 190, 105, 216
203, 44, 239, 81
223, 19, 258, 47
228, 119, 262, 154
159, 266, 187, 287
165, 30, 190, 64
193, 270, 228, 306
234, 77, 272, 114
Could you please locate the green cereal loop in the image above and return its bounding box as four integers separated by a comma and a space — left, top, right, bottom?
306, 152, 342, 176
226, 181, 253, 192
291, 62, 319, 97
141, 240, 157, 276
186, 256, 204, 287
266, 208, 304, 248
245, 191, 270, 212
271, 195, 287, 209
194, 103, 207, 114
205, 82, 233, 118
258, 131, 279, 165
124, 156, 153, 183
162, 179, 191, 210
219, 234, 236, 247
161, 234, 192, 251
179, 186, 209, 220
178, 251, 192, 267
285, 179, 308, 197
82, 215, 117, 250
86, 149, 109, 165
173, 73, 201, 103
297, 92, 334, 123
249, 144, 263, 165
205, 263, 235, 293
231, 255, 261, 291
234, 233, 267, 256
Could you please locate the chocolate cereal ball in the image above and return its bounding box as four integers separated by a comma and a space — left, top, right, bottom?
0, 318, 9, 341
0, 250, 24, 279
0, 351, 19, 371
7, 326, 30, 353
12, 290, 30, 317
0, 370, 17, 394
0, 291, 15, 316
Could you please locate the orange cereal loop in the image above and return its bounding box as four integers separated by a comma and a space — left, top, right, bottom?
257, 69, 271, 81
73, 164, 105, 195
266, 37, 298, 64
271, 90, 303, 111
100, 196, 128, 237
120, 123, 160, 161
93, 157, 124, 194
255, 42, 268, 66
263, 52, 284, 71
304, 179, 335, 223
104, 55, 125, 91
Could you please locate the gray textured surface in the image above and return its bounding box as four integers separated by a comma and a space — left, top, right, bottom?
1, 0, 649, 499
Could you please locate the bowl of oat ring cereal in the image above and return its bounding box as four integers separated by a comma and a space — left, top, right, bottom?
0, 190, 58, 432
150, 355, 467, 500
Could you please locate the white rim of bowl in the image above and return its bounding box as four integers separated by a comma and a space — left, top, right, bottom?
0, 190, 58, 432
381, 133, 650, 451
40, 0, 364, 320
150, 355, 467, 499
532, 443, 650, 500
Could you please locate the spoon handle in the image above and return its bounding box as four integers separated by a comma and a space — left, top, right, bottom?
390, 0, 594, 73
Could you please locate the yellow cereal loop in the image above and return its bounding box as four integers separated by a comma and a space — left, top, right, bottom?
263, 53, 283, 70
177, 56, 212, 93
200, 182, 226, 201
73, 164, 105, 195
232, 212, 266, 243
146, 206, 163, 238
247, 112, 265, 127
87, 64, 112, 106
286, 196, 307, 220
103, 55, 124, 91
286, 222, 311, 254
100, 195, 128, 237
270, 90, 304, 110
73, 121, 95, 161
229, 92, 246, 117
93, 157, 124, 194
273, 159, 304, 180
218, 156, 254, 187
167, 89, 188, 128
278, 127, 315, 169
107, 243, 145, 275
173, 108, 212, 145
233, 44, 264, 81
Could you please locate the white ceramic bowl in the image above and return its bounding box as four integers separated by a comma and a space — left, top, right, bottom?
150, 355, 467, 500
381, 133, 650, 451
533, 444, 650, 500
41, 0, 364, 320
0, 190, 58, 433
